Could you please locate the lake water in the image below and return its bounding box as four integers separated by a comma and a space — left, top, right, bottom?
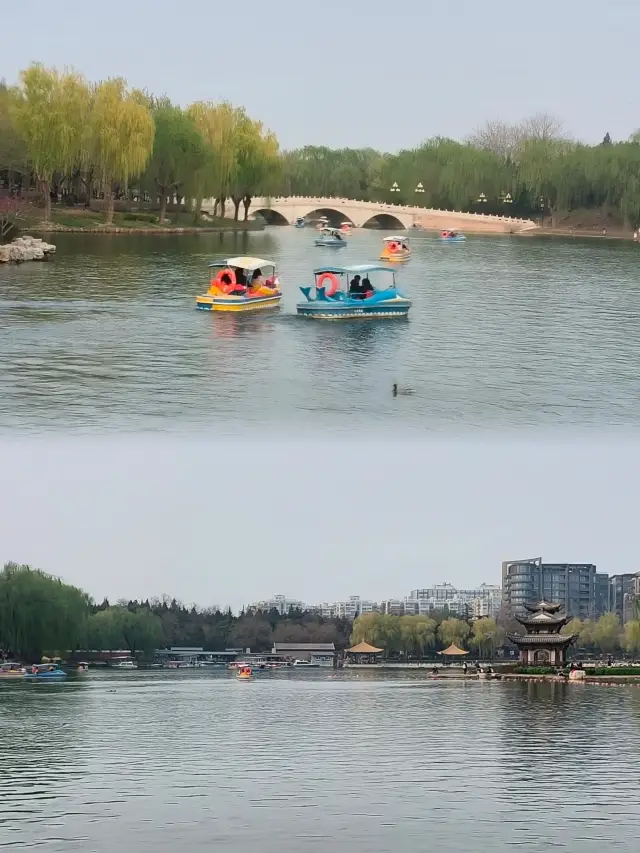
1, 229, 640, 434
1, 672, 639, 853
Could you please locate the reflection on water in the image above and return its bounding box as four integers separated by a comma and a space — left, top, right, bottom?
1, 230, 640, 433
1, 672, 639, 852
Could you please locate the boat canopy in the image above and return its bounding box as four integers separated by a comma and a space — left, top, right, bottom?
313, 264, 395, 276
383, 235, 409, 242
208, 256, 275, 271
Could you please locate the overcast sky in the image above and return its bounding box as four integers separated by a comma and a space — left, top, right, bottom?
2, 0, 636, 149
1, 434, 637, 611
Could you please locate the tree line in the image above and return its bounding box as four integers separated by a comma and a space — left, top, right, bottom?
276, 116, 640, 227
0, 562, 352, 662
350, 612, 506, 659
2, 562, 639, 662
0, 64, 280, 225
560, 613, 640, 657
351, 609, 640, 659
3, 68, 640, 231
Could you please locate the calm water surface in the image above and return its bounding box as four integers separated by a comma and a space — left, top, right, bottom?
1, 229, 640, 433
1, 672, 639, 852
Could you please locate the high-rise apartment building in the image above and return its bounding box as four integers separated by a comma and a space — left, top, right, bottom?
501, 559, 604, 619
319, 596, 376, 620
409, 583, 501, 619
609, 572, 640, 623
247, 594, 308, 615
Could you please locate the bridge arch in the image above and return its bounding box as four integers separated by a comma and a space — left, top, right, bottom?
361, 212, 411, 230
303, 207, 355, 227
252, 207, 290, 225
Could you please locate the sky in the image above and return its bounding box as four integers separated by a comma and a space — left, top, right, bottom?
2, 0, 638, 150
1, 434, 637, 611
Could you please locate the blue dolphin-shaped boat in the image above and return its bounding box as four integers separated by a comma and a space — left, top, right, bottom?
296, 264, 411, 320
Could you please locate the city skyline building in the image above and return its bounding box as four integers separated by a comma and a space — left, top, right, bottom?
501, 558, 605, 619
609, 572, 640, 623
249, 565, 635, 624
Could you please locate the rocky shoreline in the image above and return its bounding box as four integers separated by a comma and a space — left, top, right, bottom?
0, 235, 56, 263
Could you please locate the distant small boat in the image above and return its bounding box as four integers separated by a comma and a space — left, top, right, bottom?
24, 663, 67, 680
294, 216, 306, 228
314, 227, 347, 248
112, 659, 137, 669
236, 665, 252, 680
440, 230, 466, 242
292, 659, 320, 668
380, 235, 411, 262
339, 221, 353, 235
0, 662, 26, 679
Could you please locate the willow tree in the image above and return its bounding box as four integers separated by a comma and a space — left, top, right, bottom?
88, 605, 163, 657
470, 617, 504, 658
91, 78, 154, 224
229, 112, 281, 220
0, 562, 90, 661
144, 103, 206, 223
437, 617, 470, 649
188, 101, 238, 220
0, 80, 27, 182
398, 615, 436, 659
10, 64, 89, 221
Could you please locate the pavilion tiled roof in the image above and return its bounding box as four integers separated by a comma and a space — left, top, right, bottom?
507, 632, 576, 646
437, 644, 469, 656
346, 642, 384, 654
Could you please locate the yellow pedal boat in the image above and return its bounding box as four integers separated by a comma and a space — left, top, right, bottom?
379, 236, 411, 263
196, 256, 283, 312
236, 665, 252, 680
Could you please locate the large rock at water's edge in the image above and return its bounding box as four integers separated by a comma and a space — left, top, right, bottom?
0, 235, 56, 263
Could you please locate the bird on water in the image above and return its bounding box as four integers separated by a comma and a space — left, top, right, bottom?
392, 383, 414, 396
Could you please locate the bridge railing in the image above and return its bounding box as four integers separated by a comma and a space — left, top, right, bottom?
255, 196, 534, 225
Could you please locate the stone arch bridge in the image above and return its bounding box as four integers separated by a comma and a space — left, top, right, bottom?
203, 196, 537, 233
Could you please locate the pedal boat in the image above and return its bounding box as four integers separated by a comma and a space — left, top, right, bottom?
314, 227, 347, 247
236, 665, 253, 680
380, 235, 411, 262
24, 663, 67, 680
196, 256, 282, 312
0, 662, 26, 679
297, 264, 411, 320
440, 229, 466, 242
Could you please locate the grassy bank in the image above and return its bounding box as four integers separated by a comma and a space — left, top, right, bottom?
15, 208, 264, 235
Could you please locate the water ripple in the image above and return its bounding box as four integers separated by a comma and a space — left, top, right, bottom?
1, 231, 640, 433
1, 672, 640, 851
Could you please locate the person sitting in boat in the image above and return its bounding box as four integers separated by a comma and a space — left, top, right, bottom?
361, 276, 373, 298
349, 274, 362, 297
247, 268, 266, 295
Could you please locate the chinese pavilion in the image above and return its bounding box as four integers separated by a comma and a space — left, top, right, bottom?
507, 599, 576, 666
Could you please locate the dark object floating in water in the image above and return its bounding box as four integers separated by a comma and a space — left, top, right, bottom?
393, 383, 414, 397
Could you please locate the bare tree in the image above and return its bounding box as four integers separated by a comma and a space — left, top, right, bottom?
469, 113, 566, 159
467, 119, 520, 159
518, 112, 565, 142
